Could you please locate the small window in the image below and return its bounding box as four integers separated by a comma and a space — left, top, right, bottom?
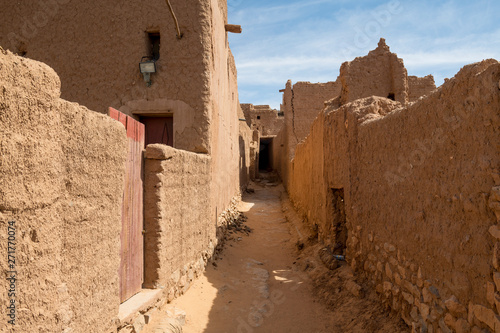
148, 32, 161, 61
257, 116, 261, 120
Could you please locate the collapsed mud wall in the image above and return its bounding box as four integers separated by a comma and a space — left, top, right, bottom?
274, 40, 436, 190
408, 75, 436, 102
288, 59, 500, 332
339, 38, 408, 105
0, 49, 128, 332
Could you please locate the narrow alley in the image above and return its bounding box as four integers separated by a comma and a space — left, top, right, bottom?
145, 182, 409, 333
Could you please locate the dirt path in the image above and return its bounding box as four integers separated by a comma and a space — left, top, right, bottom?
146, 183, 409, 333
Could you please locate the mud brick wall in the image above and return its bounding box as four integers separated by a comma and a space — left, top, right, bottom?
408, 75, 436, 102
351, 60, 500, 332
241, 104, 284, 137
288, 59, 500, 332
239, 118, 254, 188
0, 49, 128, 333
339, 38, 408, 106
144, 145, 215, 301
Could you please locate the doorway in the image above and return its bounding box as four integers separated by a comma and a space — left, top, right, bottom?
330, 188, 347, 255
140, 116, 173, 147
259, 137, 273, 171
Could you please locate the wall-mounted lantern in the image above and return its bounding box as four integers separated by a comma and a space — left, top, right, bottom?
139, 56, 156, 87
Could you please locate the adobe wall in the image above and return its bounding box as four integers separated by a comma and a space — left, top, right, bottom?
0, 49, 128, 332
143, 145, 212, 298
339, 38, 408, 105
275, 40, 435, 191
0, 0, 214, 153
288, 111, 328, 235
408, 75, 436, 102
241, 104, 284, 137
273, 79, 340, 189
287, 59, 500, 332
207, 0, 244, 221
285, 80, 341, 158
239, 120, 254, 188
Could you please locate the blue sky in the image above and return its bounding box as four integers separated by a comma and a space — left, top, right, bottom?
227, 0, 500, 109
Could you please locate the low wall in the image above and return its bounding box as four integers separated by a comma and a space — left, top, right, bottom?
144, 144, 222, 301
0, 48, 128, 332
288, 59, 500, 332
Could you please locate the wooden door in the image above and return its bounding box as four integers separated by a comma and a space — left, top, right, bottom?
109, 107, 145, 303
141, 116, 173, 147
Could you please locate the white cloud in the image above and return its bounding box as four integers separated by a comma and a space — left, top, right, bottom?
229, 0, 500, 108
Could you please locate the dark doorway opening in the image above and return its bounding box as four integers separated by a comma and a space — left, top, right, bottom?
259, 138, 273, 171
140, 116, 173, 147
387, 93, 395, 101
330, 188, 347, 255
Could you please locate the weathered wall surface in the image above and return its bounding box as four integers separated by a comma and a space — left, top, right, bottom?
273, 79, 340, 189
339, 38, 408, 105
0, 49, 127, 332
241, 104, 284, 137
287, 59, 500, 332
285, 81, 341, 158
143, 145, 212, 300
275, 40, 435, 191
288, 111, 327, 237
0, 0, 213, 153
208, 0, 243, 223
239, 116, 254, 188
408, 75, 436, 102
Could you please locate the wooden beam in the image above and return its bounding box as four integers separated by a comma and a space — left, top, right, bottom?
225, 24, 242, 33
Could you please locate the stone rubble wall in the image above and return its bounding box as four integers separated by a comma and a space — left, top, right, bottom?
0, 48, 128, 333
287, 59, 500, 332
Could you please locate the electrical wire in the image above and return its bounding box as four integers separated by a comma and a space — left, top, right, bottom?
165, 0, 183, 39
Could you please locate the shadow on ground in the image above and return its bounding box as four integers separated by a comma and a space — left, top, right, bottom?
167, 181, 409, 333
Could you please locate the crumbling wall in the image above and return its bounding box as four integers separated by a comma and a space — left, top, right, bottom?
143, 145, 213, 300
287, 81, 341, 157
408, 75, 436, 102
287, 59, 500, 332
0, 49, 127, 333
274, 79, 340, 189
339, 38, 408, 105
241, 104, 284, 137
351, 60, 500, 332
